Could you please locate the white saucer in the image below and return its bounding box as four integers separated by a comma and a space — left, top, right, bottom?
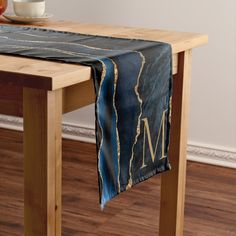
3, 13, 53, 24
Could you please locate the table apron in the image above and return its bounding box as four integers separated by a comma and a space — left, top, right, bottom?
0, 54, 178, 117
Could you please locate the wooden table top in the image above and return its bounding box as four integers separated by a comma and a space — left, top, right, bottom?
0, 18, 208, 90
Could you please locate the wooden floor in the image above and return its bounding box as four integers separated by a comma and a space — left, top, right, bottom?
0, 128, 235, 236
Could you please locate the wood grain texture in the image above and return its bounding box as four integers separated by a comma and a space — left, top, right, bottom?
23, 88, 62, 236
0, 18, 207, 90
0, 85, 23, 116
159, 50, 192, 236
62, 80, 95, 114
0, 128, 236, 236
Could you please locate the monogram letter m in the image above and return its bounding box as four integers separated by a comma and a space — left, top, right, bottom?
141, 110, 167, 169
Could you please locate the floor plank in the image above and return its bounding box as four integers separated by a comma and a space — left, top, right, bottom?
0, 128, 235, 236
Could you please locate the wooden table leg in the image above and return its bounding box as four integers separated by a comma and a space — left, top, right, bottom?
159, 50, 192, 236
23, 88, 62, 236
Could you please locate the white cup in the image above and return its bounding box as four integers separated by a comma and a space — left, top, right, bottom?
13, 0, 46, 18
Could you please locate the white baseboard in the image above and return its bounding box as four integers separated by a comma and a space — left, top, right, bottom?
0, 114, 96, 144
187, 142, 236, 169
0, 114, 235, 169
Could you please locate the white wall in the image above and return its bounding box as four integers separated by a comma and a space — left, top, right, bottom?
45, 0, 236, 150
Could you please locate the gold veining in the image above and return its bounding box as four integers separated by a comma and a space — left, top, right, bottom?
0, 44, 100, 60
96, 60, 107, 198
169, 96, 172, 124
126, 52, 146, 190
166, 94, 172, 170
0, 34, 133, 54
110, 60, 121, 193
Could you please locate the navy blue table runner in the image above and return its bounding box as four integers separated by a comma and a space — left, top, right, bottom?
0, 25, 173, 208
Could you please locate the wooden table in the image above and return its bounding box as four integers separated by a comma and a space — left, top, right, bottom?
0, 18, 208, 236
